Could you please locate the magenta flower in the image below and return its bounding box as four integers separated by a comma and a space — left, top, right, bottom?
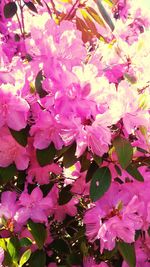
47, 185, 78, 221
84, 183, 144, 252
27, 143, 62, 184
0, 191, 18, 222
30, 110, 63, 150
0, 89, 29, 130
0, 127, 29, 170
83, 257, 108, 267
15, 187, 53, 224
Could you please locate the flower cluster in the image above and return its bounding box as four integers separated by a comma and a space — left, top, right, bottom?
0, 0, 150, 266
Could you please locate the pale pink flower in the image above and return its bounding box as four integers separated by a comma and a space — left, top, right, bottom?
0, 89, 29, 130
0, 127, 29, 170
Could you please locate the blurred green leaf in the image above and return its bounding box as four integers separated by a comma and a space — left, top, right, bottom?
0, 164, 17, 185
4, 2, 17, 18
86, 161, 99, 183
27, 220, 46, 249
36, 143, 56, 166
59, 185, 72, 205
113, 136, 133, 169
19, 249, 31, 267
63, 143, 78, 168
19, 237, 32, 247
7, 236, 20, 263
126, 164, 144, 181
28, 250, 46, 267
90, 167, 111, 201
9, 127, 28, 147
118, 241, 136, 267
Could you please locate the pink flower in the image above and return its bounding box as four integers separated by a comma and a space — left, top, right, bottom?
86, 121, 111, 157
0, 89, 29, 130
15, 187, 52, 224
30, 110, 63, 150
84, 183, 144, 252
27, 142, 62, 184
53, 198, 78, 221
47, 185, 78, 221
0, 191, 18, 221
83, 257, 108, 267
0, 127, 29, 170
27, 162, 62, 185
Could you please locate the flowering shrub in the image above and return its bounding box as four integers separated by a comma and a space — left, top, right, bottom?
0, 0, 150, 266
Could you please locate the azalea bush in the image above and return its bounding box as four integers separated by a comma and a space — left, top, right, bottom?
0, 0, 150, 266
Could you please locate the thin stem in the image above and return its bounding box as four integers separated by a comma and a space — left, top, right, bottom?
63, 0, 80, 20
18, 0, 25, 38
16, 12, 23, 36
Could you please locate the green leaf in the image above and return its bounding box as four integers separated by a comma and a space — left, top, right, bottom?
0, 238, 7, 250
93, 155, 102, 166
90, 167, 111, 201
24, 1, 38, 13
7, 236, 20, 263
20, 237, 32, 247
28, 250, 46, 267
35, 70, 47, 98
113, 136, 133, 169
59, 185, 72, 205
96, 0, 114, 31
4, 2, 17, 18
126, 164, 144, 181
27, 220, 46, 249
80, 153, 91, 172
9, 127, 28, 147
63, 142, 78, 168
118, 241, 136, 267
86, 161, 99, 183
0, 164, 17, 185
67, 253, 82, 265
19, 249, 31, 267
36, 143, 56, 166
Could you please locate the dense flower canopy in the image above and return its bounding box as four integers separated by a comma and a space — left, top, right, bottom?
0, 0, 150, 266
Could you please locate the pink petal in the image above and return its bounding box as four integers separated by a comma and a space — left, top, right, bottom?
15, 208, 30, 224
31, 208, 47, 223
31, 187, 43, 202
1, 191, 16, 206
